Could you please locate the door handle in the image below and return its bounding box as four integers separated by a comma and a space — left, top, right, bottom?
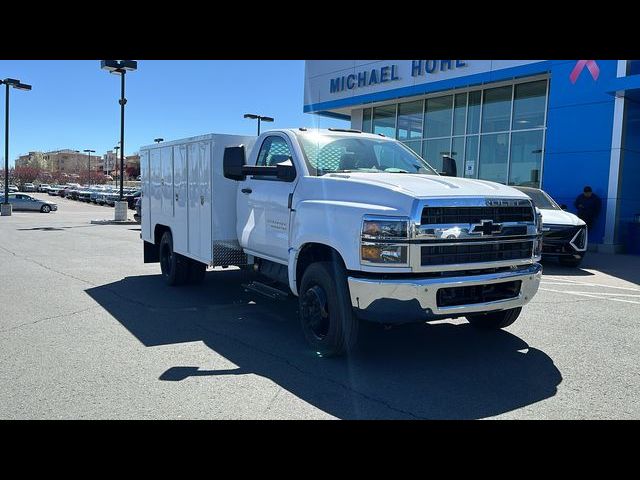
241, 188, 252, 194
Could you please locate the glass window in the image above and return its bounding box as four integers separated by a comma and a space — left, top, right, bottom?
425, 95, 453, 138
467, 90, 481, 134
402, 140, 421, 155
362, 108, 372, 133
397, 101, 423, 140
508, 130, 544, 187
478, 133, 510, 184
513, 80, 547, 130
296, 133, 438, 176
373, 105, 396, 137
464, 135, 479, 178
256, 136, 292, 167
629, 60, 640, 76
481, 86, 512, 133
422, 137, 452, 172
453, 93, 467, 135
450, 137, 465, 177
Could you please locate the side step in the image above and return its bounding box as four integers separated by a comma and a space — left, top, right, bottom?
242, 281, 290, 300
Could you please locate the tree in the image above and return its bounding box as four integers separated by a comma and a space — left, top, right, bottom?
13, 166, 42, 187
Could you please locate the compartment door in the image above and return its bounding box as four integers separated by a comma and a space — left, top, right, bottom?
161, 146, 174, 218
172, 144, 188, 253
198, 141, 212, 262
187, 142, 200, 256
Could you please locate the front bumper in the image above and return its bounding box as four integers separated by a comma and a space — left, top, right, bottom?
348, 263, 542, 324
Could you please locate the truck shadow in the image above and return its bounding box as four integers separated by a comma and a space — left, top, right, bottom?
86, 270, 562, 419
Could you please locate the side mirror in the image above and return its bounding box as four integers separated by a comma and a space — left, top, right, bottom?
560, 204, 568, 211
441, 155, 457, 177
276, 159, 296, 182
223, 145, 247, 181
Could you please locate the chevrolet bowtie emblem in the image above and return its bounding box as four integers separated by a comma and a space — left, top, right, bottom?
471, 220, 502, 236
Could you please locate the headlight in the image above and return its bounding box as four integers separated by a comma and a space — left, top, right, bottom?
362, 216, 409, 240
361, 215, 410, 266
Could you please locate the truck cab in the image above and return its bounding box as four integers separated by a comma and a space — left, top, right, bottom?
141, 128, 543, 356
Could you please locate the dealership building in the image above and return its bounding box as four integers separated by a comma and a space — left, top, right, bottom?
303, 60, 640, 252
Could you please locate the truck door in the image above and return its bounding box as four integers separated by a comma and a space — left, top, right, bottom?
236, 134, 298, 263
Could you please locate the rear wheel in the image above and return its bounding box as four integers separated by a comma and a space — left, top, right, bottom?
299, 261, 359, 357
159, 231, 189, 286
40, 204, 51, 213
466, 307, 522, 329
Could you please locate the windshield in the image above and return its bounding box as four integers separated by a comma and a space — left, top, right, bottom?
516, 187, 561, 210
296, 133, 439, 176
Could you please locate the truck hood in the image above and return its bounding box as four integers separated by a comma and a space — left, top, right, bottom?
539, 207, 585, 226
325, 172, 529, 199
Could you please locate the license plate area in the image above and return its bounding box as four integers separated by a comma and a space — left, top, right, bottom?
436, 280, 522, 308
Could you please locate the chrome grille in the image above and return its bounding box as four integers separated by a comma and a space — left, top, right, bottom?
421, 206, 534, 225
421, 241, 534, 266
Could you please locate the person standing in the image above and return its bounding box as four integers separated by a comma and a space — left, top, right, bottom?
574, 186, 601, 228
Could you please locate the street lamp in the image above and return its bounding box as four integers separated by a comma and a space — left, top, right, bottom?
243, 113, 274, 136
101, 60, 137, 219
154, 138, 164, 143
84, 149, 95, 185
113, 145, 120, 184
1, 78, 32, 217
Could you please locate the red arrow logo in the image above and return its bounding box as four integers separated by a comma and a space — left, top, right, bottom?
570, 60, 600, 84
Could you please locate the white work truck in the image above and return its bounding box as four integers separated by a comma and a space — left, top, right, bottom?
140, 128, 543, 356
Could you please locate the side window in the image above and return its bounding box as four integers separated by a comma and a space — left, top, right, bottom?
256, 136, 292, 167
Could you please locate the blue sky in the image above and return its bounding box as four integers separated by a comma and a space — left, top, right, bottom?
0, 60, 348, 166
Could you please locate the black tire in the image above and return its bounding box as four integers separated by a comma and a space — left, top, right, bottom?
40, 204, 51, 213
159, 231, 189, 286
298, 261, 359, 357
187, 259, 207, 284
559, 256, 583, 268
466, 307, 522, 330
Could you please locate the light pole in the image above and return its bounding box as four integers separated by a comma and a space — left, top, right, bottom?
113, 145, 120, 183
101, 60, 137, 206
83, 149, 95, 185
244, 113, 274, 136
1, 78, 32, 217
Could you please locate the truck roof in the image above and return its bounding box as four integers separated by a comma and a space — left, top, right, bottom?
286, 128, 390, 140
139, 128, 390, 151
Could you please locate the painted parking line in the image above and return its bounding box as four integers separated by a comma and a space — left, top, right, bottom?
539, 287, 640, 305
541, 277, 640, 292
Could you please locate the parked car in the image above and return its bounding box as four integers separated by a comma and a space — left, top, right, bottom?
77, 187, 93, 202
48, 185, 65, 196
38, 183, 51, 193
134, 197, 141, 223
22, 183, 36, 192
1, 193, 57, 213
514, 186, 587, 267
124, 189, 141, 209
6, 185, 19, 193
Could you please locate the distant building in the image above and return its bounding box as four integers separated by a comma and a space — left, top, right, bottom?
15, 152, 48, 170
38, 150, 101, 174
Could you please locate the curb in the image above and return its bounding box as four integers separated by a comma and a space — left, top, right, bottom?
90, 219, 140, 225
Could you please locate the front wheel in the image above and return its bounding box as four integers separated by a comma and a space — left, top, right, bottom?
299, 261, 359, 357
40, 204, 51, 213
466, 307, 522, 330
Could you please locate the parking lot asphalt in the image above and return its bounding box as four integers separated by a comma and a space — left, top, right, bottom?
1, 193, 639, 419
